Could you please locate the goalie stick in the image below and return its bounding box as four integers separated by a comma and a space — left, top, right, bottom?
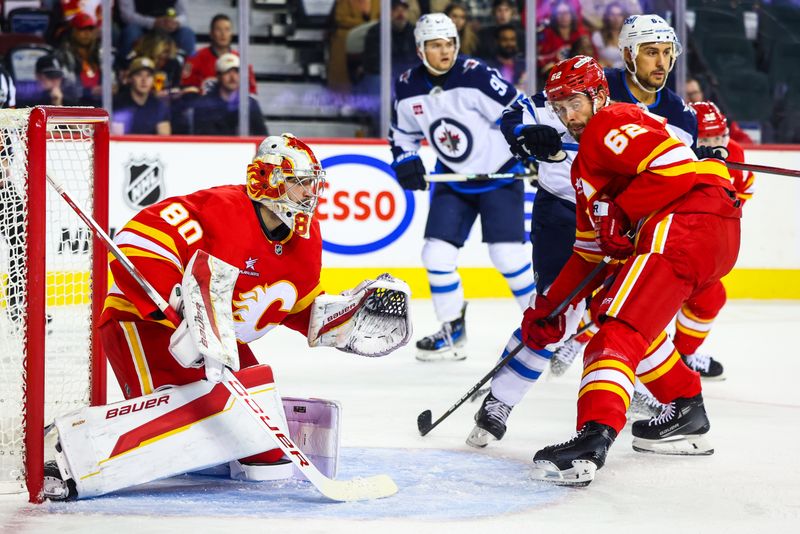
46, 174, 398, 502
417, 259, 611, 436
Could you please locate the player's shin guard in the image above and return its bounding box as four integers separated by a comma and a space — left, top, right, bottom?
487, 242, 535, 310
673, 281, 726, 356
50, 365, 292, 499
467, 329, 551, 448
421, 238, 464, 322
576, 319, 642, 434
635, 331, 702, 404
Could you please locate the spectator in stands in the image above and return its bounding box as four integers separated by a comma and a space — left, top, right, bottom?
580, 0, 640, 31
126, 32, 183, 98
328, 0, 379, 92
476, 0, 524, 60
591, 2, 626, 68
112, 57, 171, 136
533, 0, 583, 26
118, 0, 196, 60
17, 55, 81, 108
485, 24, 527, 89
362, 0, 418, 78
181, 13, 257, 96
55, 12, 102, 106
537, 0, 588, 79
685, 77, 705, 104
190, 54, 267, 137
685, 77, 753, 144
445, 2, 479, 57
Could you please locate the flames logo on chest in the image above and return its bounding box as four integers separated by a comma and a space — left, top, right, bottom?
232, 281, 299, 343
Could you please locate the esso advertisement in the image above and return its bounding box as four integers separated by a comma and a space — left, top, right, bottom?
316, 154, 414, 255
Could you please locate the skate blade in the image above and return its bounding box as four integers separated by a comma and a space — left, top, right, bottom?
530, 459, 597, 487
416, 348, 467, 362
700, 374, 726, 382
632, 434, 714, 456
466, 426, 496, 448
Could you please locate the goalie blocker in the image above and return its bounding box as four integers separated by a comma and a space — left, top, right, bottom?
46, 364, 342, 500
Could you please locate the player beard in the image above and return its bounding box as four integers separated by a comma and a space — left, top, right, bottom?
567, 121, 587, 140
638, 69, 667, 91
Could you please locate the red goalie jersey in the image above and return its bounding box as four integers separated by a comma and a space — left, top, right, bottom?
570, 103, 740, 263
101, 184, 323, 342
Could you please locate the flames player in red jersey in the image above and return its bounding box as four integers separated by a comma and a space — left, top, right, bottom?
520, 56, 742, 486
39, 133, 412, 500
98, 133, 325, 477
666, 101, 754, 380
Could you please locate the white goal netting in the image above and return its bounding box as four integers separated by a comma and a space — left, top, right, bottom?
0, 108, 101, 494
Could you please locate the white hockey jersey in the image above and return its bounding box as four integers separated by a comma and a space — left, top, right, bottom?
390, 57, 521, 191
501, 92, 579, 203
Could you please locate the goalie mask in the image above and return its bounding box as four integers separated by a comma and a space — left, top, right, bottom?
247, 133, 326, 239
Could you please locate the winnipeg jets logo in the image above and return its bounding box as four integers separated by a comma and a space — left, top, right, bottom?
429, 118, 473, 163
438, 128, 461, 154
241, 257, 259, 277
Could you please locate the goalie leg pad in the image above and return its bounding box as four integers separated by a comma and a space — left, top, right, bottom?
228, 396, 341, 481
53, 364, 288, 499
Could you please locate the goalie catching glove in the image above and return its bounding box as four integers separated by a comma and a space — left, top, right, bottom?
308, 273, 412, 357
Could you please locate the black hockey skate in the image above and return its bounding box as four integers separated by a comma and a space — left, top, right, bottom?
681, 353, 725, 380
43, 460, 77, 501
415, 303, 467, 361
631, 393, 713, 456
466, 392, 513, 448
531, 422, 617, 487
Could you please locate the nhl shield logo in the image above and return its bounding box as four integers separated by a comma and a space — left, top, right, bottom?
124, 157, 165, 209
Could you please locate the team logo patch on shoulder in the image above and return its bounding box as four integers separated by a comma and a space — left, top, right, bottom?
429, 118, 473, 163
123, 156, 165, 209
413, 103, 423, 115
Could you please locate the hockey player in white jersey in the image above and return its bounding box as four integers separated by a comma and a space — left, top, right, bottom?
466, 86, 583, 446
390, 13, 535, 361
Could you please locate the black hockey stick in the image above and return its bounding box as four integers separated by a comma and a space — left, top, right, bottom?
417, 258, 610, 436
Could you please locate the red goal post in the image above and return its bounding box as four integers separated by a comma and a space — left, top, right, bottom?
0, 106, 109, 502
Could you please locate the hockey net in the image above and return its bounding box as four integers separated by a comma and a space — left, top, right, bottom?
0, 107, 108, 502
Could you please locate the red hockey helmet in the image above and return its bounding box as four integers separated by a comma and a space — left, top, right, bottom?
689, 101, 728, 138
544, 55, 609, 103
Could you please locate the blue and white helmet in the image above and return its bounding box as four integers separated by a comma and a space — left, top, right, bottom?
414, 13, 460, 75
619, 14, 682, 92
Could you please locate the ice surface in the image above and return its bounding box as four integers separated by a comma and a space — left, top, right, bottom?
1, 299, 799, 533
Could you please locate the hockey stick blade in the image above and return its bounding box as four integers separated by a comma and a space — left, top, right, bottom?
221, 368, 398, 501
417, 410, 433, 434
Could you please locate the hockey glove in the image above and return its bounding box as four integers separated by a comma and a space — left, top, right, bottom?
694, 145, 729, 160
592, 197, 634, 260
520, 124, 563, 161
521, 294, 566, 350
167, 284, 204, 369
392, 154, 427, 190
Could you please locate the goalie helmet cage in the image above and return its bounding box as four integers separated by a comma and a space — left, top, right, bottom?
0, 107, 108, 503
